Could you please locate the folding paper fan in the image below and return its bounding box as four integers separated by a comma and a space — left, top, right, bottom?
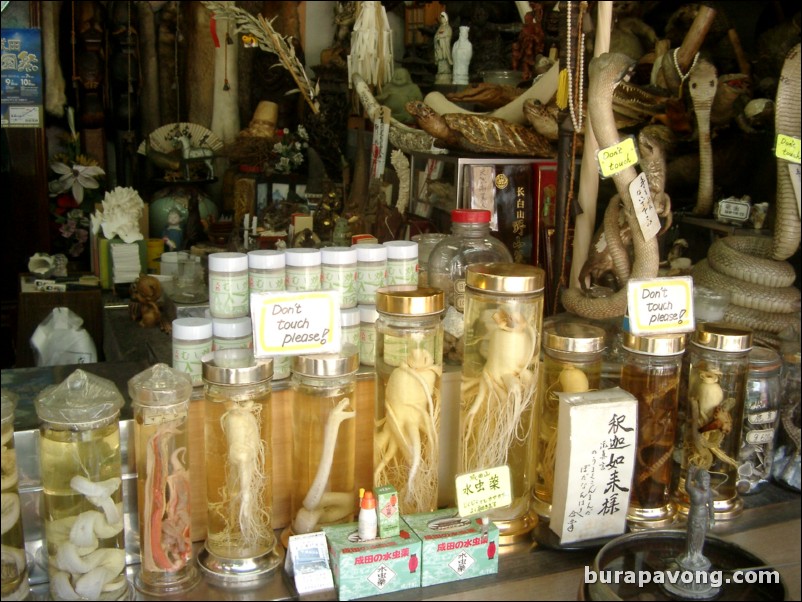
137, 122, 224, 156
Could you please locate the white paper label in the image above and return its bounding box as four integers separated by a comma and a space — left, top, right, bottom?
371, 109, 391, 179
251, 290, 341, 356
716, 198, 751, 222
628, 172, 662, 239
627, 277, 695, 334
285, 532, 334, 595
789, 163, 801, 220
455, 465, 512, 517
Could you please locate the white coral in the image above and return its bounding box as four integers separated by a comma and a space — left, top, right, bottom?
96, 186, 145, 243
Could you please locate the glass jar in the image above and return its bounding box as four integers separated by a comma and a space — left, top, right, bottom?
208, 252, 249, 318
773, 351, 801, 491
533, 321, 606, 519
460, 263, 545, 542
288, 345, 360, 540
341, 307, 360, 353
359, 305, 379, 367
213, 317, 253, 350
737, 347, 782, 495
384, 240, 419, 286
285, 248, 322, 292
321, 247, 358, 308
35, 370, 130, 601
1, 389, 30, 601
374, 286, 445, 514
693, 286, 731, 323
428, 209, 513, 365
674, 322, 752, 520
199, 350, 278, 583
619, 332, 686, 529
355, 244, 387, 305
129, 364, 199, 595
412, 232, 447, 287
248, 250, 285, 293
172, 317, 213, 387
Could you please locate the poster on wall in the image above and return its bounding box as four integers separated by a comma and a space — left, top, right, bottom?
1, 28, 43, 128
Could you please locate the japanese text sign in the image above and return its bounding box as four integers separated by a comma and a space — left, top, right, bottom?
455, 465, 512, 518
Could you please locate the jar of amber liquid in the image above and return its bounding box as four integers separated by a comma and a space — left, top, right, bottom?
199, 349, 279, 585
460, 263, 545, 543
532, 321, 605, 519
129, 363, 199, 595
620, 332, 686, 529
286, 344, 360, 545
35, 370, 130, 601
674, 322, 752, 520
1, 389, 29, 601
374, 286, 444, 514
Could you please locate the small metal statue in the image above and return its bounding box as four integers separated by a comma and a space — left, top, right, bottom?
664, 465, 721, 599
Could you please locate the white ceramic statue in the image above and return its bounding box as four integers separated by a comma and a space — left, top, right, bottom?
452, 26, 472, 86
434, 12, 453, 84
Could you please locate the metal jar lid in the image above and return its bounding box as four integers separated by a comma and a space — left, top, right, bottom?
692, 322, 752, 353
375, 286, 445, 316
623, 332, 687, 356
466, 263, 545, 294
543, 321, 606, 353
292, 344, 360, 378
748, 346, 782, 374
202, 349, 273, 385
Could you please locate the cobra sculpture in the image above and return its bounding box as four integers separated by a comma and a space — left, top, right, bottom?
562, 53, 660, 319
689, 59, 718, 216
691, 44, 801, 339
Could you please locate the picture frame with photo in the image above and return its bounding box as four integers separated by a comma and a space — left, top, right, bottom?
468, 164, 498, 231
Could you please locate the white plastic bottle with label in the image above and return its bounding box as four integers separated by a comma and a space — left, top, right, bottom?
358, 490, 377, 541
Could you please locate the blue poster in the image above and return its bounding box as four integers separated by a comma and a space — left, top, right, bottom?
1, 28, 43, 127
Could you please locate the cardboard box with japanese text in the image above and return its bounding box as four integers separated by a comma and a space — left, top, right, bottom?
323, 519, 421, 600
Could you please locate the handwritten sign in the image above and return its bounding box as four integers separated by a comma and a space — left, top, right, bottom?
549, 388, 638, 544
776, 134, 801, 163
455, 465, 512, 518
251, 290, 340, 357
627, 277, 694, 334
790, 163, 801, 219
597, 137, 638, 178
628, 172, 662, 238
370, 106, 391, 179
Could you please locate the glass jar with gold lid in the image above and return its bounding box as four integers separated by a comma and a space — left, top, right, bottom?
674, 322, 752, 520
533, 321, 606, 520
620, 332, 686, 530
460, 262, 545, 543
374, 286, 445, 515
199, 349, 279, 585
286, 344, 360, 544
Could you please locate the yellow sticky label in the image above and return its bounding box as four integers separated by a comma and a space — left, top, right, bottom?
776, 134, 801, 163
627, 277, 695, 334
597, 137, 638, 178
455, 465, 512, 518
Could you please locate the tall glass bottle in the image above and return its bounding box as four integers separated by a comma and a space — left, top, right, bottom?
674, 322, 752, 520
199, 349, 279, 584
532, 321, 605, 519
428, 209, 512, 364
288, 345, 359, 543
737, 347, 782, 495
129, 363, 199, 595
620, 332, 686, 529
374, 286, 445, 514
35, 370, 129, 601
460, 263, 545, 543
1, 389, 29, 601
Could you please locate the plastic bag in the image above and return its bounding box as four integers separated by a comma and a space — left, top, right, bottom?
30, 307, 98, 366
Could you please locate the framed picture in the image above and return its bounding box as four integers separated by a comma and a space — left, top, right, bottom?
271, 182, 290, 204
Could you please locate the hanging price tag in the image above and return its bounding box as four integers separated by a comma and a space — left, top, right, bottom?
628, 172, 661, 239
597, 137, 639, 178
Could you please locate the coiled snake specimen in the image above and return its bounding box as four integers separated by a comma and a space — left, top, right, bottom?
561, 53, 660, 319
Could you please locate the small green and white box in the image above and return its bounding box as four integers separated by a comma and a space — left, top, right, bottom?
375, 484, 400, 538
404, 508, 500, 587
323, 519, 422, 600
